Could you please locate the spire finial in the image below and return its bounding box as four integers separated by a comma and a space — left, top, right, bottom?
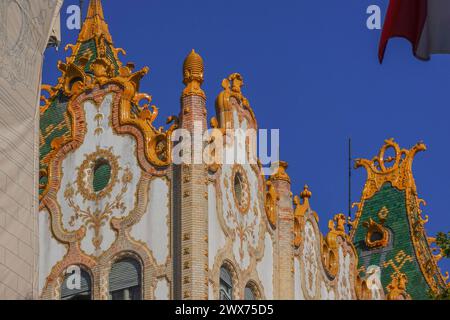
182, 49, 205, 98
270, 161, 290, 183
78, 0, 112, 43
300, 185, 312, 200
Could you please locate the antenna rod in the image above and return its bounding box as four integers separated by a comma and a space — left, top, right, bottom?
80, 0, 84, 21
348, 138, 352, 232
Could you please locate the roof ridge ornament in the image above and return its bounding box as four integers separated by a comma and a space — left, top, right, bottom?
78, 0, 112, 44
351, 139, 449, 295
386, 272, 411, 300
270, 161, 290, 183
354, 138, 426, 201
322, 213, 349, 278
182, 49, 205, 99
215, 73, 256, 128
293, 185, 319, 248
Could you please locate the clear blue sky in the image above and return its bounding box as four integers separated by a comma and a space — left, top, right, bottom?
43, 0, 450, 273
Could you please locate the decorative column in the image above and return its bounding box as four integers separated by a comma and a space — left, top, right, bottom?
270, 161, 294, 299
175, 50, 209, 300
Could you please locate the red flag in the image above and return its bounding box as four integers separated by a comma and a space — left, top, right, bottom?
379, 0, 450, 62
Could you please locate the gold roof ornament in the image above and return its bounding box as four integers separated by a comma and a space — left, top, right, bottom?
78, 0, 112, 44
264, 180, 279, 229
293, 185, 319, 223
182, 49, 205, 99
293, 185, 312, 248
386, 273, 411, 300
294, 185, 312, 220
353, 138, 426, 203
215, 73, 256, 128
270, 161, 290, 183
292, 185, 322, 249
300, 184, 312, 201
351, 138, 449, 295
322, 213, 349, 278
350, 138, 426, 234
325, 213, 348, 246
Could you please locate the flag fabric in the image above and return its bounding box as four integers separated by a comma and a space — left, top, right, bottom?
379, 0, 450, 62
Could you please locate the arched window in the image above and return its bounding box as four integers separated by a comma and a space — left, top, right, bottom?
61, 267, 92, 300
244, 282, 258, 300
109, 257, 142, 300
219, 266, 233, 300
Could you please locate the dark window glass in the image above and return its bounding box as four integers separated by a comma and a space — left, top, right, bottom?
244, 285, 256, 300
219, 266, 232, 300
61, 268, 92, 300
109, 257, 142, 300
370, 231, 383, 242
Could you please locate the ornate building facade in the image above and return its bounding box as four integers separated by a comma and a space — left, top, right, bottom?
35, 0, 448, 300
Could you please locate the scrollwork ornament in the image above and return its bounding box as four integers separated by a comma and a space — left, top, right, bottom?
264, 180, 279, 228
351, 139, 448, 295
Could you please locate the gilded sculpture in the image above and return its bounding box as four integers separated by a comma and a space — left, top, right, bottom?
215, 73, 256, 129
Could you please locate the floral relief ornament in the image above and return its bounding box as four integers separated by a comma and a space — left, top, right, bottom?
223, 166, 259, 266
302, 221, 318, 298
64, 149, 133, 251
226, 208, 258, 263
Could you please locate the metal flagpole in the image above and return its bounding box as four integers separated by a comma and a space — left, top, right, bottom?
80, 0, 84, 21
348, 138, 352, 232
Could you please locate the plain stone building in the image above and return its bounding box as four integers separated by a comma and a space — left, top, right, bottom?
0, 0, 62, 299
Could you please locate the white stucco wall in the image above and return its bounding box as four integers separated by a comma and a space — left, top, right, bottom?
154, 278, 170, 300
208, 183, 225, 269
131, 177, 170, 265
257, 233, 273, 299
38, 209, 65, 294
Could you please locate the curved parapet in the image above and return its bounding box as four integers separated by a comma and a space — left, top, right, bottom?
350, 139, 448, 299
292, 187, 379, 300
